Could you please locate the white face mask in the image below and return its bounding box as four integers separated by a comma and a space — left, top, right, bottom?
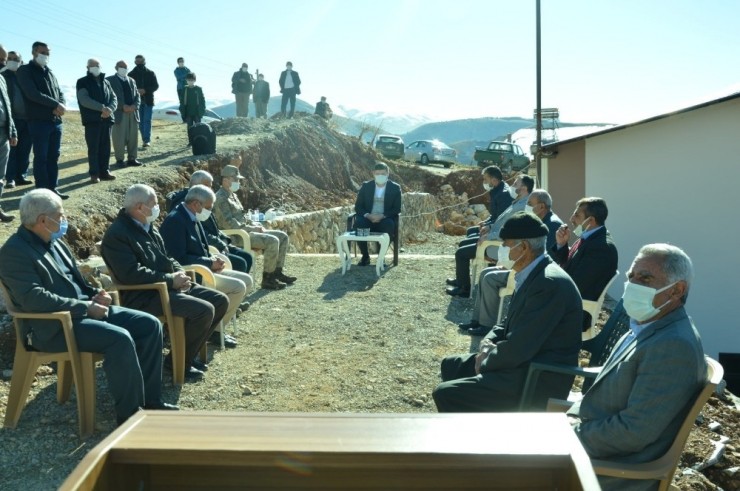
35, 54, 49, 67
572, 217, 590, 238
6, 60, 20, 71
145, 204, 160, 224
88, 66, 101, 77
483, 182, 491, 191
195, 208, 212, 222
117, 67, 128, 77
496, 242, 522, 269
622, 280, 677, 322
374, 174, 388, 185
524, 204, 534, 214
230, 181, 240, 193
508, 185, 519, 199
241, 67, 248, 73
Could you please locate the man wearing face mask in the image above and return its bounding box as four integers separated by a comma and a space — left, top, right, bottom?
0, 46, 18, 222
232, 63, 253, 118
550, 197, 618, 329
434, 212, 583, 412
1, 50, 34, 190
464, 166, 512, 239
101, 184, 229, 381
76, 58, 117, 184
279, 61, 301, 119
353, 162, 402, 266
106, 61, 142, 167
160, 184, 252, 349
213, 165, 297, 290
568, 244, 706, 491
16, 41, 68, 199
459, 189, 564, 336
446, 175, 533, 297
128, 55, 158, 148
0, 189, 177, 426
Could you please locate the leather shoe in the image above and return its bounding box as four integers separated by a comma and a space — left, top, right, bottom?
184, 366, 205, 381
358, 256, 370, 266
115, 160, 125, 166
446, 278, 459, 287
100, 172, 116, 181
239, 299, 251, 310
16, 178, 33, 186
90, 176, 100, 184
126, 159, 144, 167
192, 359, 209, 371
0, 209, 15, 223
458, 320, 479, 331
210, 332, 238, 348
466, 325, 492, 336
144, 401, 179, 410
53, 190, 70, 200
5, 180, 15, 189
446, 286, 470, 297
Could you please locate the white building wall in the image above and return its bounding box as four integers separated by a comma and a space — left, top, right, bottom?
584, 98, 740, 358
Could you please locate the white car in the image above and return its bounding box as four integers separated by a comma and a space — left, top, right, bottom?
405, 139, 457, 168
152, 107, 222, 124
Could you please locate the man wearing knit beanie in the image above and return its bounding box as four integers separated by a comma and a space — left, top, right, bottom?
433, 212, 583, 412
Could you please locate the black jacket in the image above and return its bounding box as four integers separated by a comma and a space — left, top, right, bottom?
76, 73, 117, 125
16, 60, 65, 122
486, 181, 513, 224
0, 76, 16, 139
166, 188, 231, 251
354, 179, 402, 220
2, 70, 27, 120
278, 70, 301, 94
252, 80, 270, 103
127, 64, 159, 106
231, 70, 253, 94
160, 203, 212, 268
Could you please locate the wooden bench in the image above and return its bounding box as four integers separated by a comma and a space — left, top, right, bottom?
61, 411, 599, 490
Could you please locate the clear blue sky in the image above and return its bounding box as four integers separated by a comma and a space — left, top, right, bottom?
3, 0, 739, 123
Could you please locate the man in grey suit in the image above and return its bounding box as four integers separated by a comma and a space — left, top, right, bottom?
0, 189, 177, 426
568, 244, 706, 491
106, 60, 142, 167
433, 212, 583, 412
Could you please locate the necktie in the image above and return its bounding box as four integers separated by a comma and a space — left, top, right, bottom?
567, 238, 582, 262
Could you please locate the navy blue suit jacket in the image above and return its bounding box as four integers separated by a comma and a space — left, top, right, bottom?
159, 203, 212, 267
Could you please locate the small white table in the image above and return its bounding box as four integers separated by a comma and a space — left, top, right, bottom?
336, 232, 390, 277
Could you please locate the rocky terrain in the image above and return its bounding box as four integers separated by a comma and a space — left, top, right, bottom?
0, 112, 738, 490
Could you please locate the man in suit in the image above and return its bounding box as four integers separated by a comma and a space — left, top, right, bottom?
106, 60, 142, 167
160, 184, 252, 349
433, 212, 583, 412
550, 197, 619, 329
462, 165, 512, 239
166, 170, 253, 274
0, 58, 18, 222
353, 162, 402, 266
568, 244, 706, 491
231, 63, 253, 118
460, 189, 564, 336
278, 61, 301, 118
446, 175, 533, 297
213, 165, 297, 290
101, 184, 229, 381
127, 55, 158, 148
0, 189, 177, 425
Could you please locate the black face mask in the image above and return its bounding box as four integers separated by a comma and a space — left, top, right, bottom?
135, 62, 145, 68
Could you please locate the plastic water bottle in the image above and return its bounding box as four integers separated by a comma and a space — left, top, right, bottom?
248, 209, 253, 221
255, 208, 260, 222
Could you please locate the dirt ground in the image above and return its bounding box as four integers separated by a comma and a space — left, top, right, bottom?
0, 113, 738, 490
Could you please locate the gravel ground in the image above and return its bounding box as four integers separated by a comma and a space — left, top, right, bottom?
0, 234, 477, 490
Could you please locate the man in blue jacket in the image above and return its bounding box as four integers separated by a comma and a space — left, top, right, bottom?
16, 41, 68, 199
77, 58, 117, 183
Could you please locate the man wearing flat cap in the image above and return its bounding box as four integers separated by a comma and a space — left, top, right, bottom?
433, 212, 583, 412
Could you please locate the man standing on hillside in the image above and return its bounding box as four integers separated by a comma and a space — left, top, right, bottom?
314, 96, 332, 120
76, 58, 117, 184
252, 72, 270, 119
1, 49, 34, 190
0, 49, 18, 222
231, 63, 253, 118
173, 57, 190, 107
107, 61, 143, 167
279, 61, 301, 119
128, 55, 158, 148
16, 41, 68, 199
213, 165, 297, 290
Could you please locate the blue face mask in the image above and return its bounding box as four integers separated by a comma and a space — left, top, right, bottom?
46, 216, 68, 241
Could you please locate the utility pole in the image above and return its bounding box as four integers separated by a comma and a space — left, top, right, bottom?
535, 0, 542, 179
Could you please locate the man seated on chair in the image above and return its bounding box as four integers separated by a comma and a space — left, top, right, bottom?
0, 189, 177, 426
568, 244, 706, 491
459, 189, 564, 335
550, 197, 618, 330
161, 184, 252, 349
462, 165, 513, 240
353, 162, 402, 266
433, 212, 582, 412
167, 169, 253, 275
446, 175, 533, 297
101, 184, 229, 381
213, 165, 297, 290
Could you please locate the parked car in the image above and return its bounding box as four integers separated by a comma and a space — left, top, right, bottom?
405, 139, 457, 168
473, 141, 530, 173
152, 107, 223, 124
374, 134, 405, 159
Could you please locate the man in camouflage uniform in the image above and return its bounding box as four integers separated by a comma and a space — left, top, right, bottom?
213, 165, 296, 290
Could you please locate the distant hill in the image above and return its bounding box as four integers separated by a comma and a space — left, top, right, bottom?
336, 106, 432, 135
401, 117, 534, 145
